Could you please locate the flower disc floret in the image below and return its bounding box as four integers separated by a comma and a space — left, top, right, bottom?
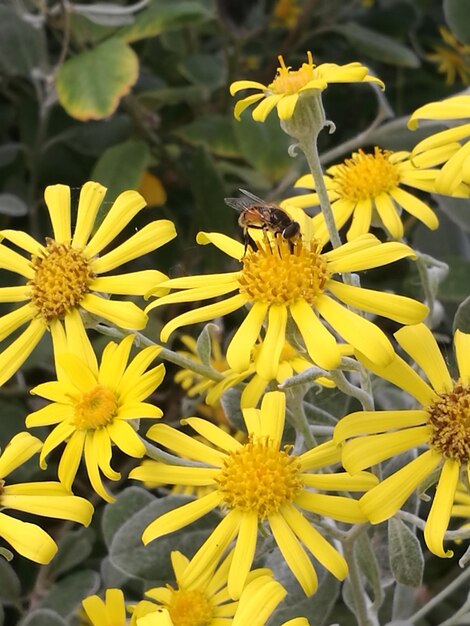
168, 589, 212, 626
270, 52, 317, 94
238, 239, 328, 305
331, 148, 400, 201
73, 386, 118, 430
216, 438, 304, 519
428, 381, 470, 462
29, 239, 94, 322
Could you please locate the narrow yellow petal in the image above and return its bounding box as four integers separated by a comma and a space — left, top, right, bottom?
269, 511, 318, 597
81, 293, 147, 330
299, 440, 341, 470
0, 243, 34, 278
58, 431, 86, 490
0, 432, 42, 477
94, 428, 120, 480
347, 197, 371, 240
57, 352, 97, 392
327, 280, 428, 324
0, 285, 30, 303
255, 304, 287, 380
142, 491, 223, 544
41, 422, 76, 467
0, 513, 57, 564
182, 418, 242, 453
301, 471, 378, 492
44, 184, 71, 243
389, 187, 439, 229
91, 271, 169, 296
131, 462, 218, 485
276, 93, 300, 120
259, 391, 286, 443
252, 94, 284, 122
334, 410, 429, 444
92, 220, 176, 273
145, 423, 226, 466
341, 426, 430, 474
26, 402, 73, 428
72, 181, 107, 248
374, 192, 403, 239
395, 324, 453, 392
326, 240, 416, 273
0, 319, 45, 387
455, 330, 470, 382
296, 492, 367, 523
228, 511, 258, 599
0, 303, 36, 341
317, 296, 394, 366
63, 308, 98, 374
233, 94, 265, 121
84, 433, 114, 502
437, 141, 470, 194
424, 458, 458, 558
226, 301, 268, 372
230, 80, 267, 95
196, 232, 245, 259
84, 190, 146, 258
281, 504, 348, 580
361, 449, 441, 523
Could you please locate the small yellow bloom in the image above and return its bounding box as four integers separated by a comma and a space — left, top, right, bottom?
230, 51, 384, 122
130, 549, 286, 626
0, 181, 176, 387
130, 391, 378, 598
284, 147, 440, 240
334, 323, 470, 558
0, 432, 93, 564
146, 229, 427, 380
26, 334, 165, 502
426, 27, 470, 86
82, 589, 127, 626
408, 95, 470, 195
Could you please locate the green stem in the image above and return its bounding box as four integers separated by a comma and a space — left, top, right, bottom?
342, 536, 377, 626
285, 387, 317, 449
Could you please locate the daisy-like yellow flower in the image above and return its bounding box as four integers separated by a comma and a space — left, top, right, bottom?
82, 589, 127, 626
146, 230, 428, 381
130, 549, 286, 626
283, 147, 441, 241
230, 51, 384, 122
408, 95, 470, 195
427, 27, 470, 86
334, 323, 470, 558
0, 181, 176, 387
26, 334, 165, 502
0, 431, 93, 564
130, 391, 379, 598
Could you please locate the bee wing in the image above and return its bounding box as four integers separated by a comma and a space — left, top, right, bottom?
238, 189, 265, 203
224, 189, 268, 212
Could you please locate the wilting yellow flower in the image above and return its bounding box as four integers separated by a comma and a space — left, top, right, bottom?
130, 391, 378, 598
334, 323, 470, 558
26, 334, 164, 502
0, 432, 93, 564
0, 181, 176, 387
130, 549, 286, 626
82, 589, 127, 626
230, 51, 384, 122
146, 230, 427, 381
283, 147, 440, 240
427, 27, 470, 86
408, 95, 470, 195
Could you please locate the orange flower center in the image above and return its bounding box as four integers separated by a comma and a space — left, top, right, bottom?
73, 385, 118, 430
269, 51, 316, 94
238, 238, 329, 306
330, 147, 400, 201
216, 437, 304, 519
29, 238, 94, 322
428, 380, 470, 462
168, 588, 213, 626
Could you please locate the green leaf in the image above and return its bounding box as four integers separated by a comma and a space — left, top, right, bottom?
73, 1, 146, 26
196, 323, 219, 367
0, 194, 28, 217
175, 115, 239, 158
355, 532, 384, 607
91, 139, 151, 203
453, 295, 470, 333
102, 486, 155, 548
388, 518, 423, 587
138, 85, 206, 107
39, 570, 100, 617
0, 7, 47, 78
49, 528, 95, 578
20, 609, 67, 626
333, 23, 420, 68
0, 557, 20, 606
109, 495, 222, 581
57, 115, 132, 157
233, 112, 292, 182
444, 0, 470, 44
118, 1, 213, 43
56, 39, 139, 121
178, 53, 227, 89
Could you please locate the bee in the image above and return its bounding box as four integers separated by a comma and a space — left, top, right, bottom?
224, 189, 301, 252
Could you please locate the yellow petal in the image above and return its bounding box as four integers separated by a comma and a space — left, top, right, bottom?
81, 293, 147, 330
455, 330, 470, 382
233, 94, 265, 121
58, 431, 86, 490
0, 303, 36, 341
182, 418, 242, 453
347, 197, 371, 240
301, 470, 378, 492
0, 513, 57, 564
196, 232, 245, 259
72, 181, 107, 248
0, 432, 42, 477
389, 187, 439, 229
145, 423, 226, 466
276, 93, 299, 120
334, 409, 428, 444
226, 301, 268, 372
424, 458, 457, 558
228, 511, 258, 599
230, 80, 267, 95
255, 304, 287, 380
296, 492, 367, 523
259, 390, 286, 443
0, 319, 45, 387
374, 192, 403, 239
91, 271, 169, 296
252, 94, 284, 122
44, 184, 71, 243
0, 242, 35, 278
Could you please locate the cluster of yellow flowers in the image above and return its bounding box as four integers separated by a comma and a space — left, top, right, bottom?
0, 52, 470, 626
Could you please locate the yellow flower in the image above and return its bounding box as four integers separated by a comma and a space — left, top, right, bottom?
146, 230, 427, 381
283, 147, 440, 241
0, 181, 176, 387
426, 27, 470, 86
408, 95, 470, 195
0, 432, 93, 564
82, 589, 127, 626
130, 391, 378, 598
26, 334, 165, 502
334, 323, 470, 558
130, 549, 286, 626
230, 51, 384, 122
